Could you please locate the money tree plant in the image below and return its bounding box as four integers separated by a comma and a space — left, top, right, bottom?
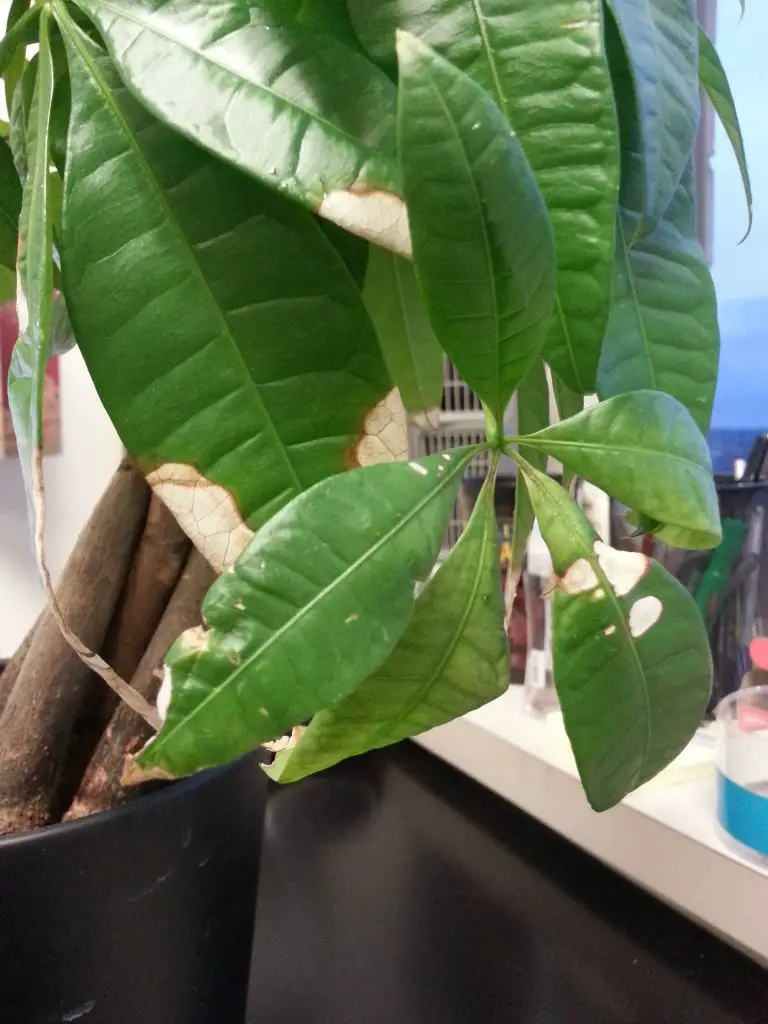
1, 0, 751, 811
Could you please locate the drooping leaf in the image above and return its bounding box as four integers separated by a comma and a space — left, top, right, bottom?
58, 14, 394, 573
8, 52, 36, 182
136, 449, 475, 779
698, 27, 752, 239
50, 292, 76, 357
604, 0, 699, 236
397, 32, 555, 428
519, 461, 712, 810
364, 245, 444, 422
349, 0, 619, 395
71, 0, 408, 254
597, 167, 719, 434
517, 390, 721, 548
2, 0, 38, 115
7, 6, 55, 527
266, 470, 507, 782
510, 360, 549, 578
0, 137, 22, 273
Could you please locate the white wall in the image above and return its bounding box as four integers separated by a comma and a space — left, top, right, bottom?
0, 351, 122, 656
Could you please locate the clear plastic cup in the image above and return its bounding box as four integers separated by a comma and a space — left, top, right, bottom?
716, 686, 768, 860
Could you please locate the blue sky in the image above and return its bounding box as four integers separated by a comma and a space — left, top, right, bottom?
710, 4, 768, 432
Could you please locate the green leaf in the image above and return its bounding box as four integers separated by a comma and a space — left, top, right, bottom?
349, 0, 620, 395
315, 218, 369, 289
396, 32, 555, 428
604, 0, 699, 236
698, 27, 752, 240
0, 265, 14, 303
7, 5, 55, 526
363, 245, 444, 421
266, 470, 507, 782
71, 0, 407, 253
519, 461, 712, 810
2, 0, 39, 115
517, 390, 721, 548
0, 136, 22, 272
8, 51, 36, 182
510, 360, 549, 577
57, 13, 394, 572
296, 0, 362, 49
597, 167, 719, 434
552, 374, 583, 424
136, 449, 475, 778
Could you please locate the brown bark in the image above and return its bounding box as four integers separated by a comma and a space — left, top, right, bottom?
103, 495, 191, 682
62, 496, 192, 805
0, 618, 39, 721
65, 549, 215, 821
0, 462, 149, 836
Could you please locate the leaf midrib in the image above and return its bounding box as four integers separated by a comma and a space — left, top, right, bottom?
149, 449, 476, 759
520, 435, 705, 476
618, 217, 658, 389
393, 254, 428, 411
58, 9, 304, 497
417, 50, 503, 421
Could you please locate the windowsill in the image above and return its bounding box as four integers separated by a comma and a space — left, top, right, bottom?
414, 686, 768, 966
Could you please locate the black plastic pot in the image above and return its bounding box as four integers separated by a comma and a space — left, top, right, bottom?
0, 753, 266, 1024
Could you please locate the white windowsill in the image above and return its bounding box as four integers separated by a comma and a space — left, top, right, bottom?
414, 686, 768, 967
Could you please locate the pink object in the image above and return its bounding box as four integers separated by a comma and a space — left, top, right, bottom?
750, 637, 768, 672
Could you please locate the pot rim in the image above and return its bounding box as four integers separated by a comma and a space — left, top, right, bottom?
0, 757, 244, 851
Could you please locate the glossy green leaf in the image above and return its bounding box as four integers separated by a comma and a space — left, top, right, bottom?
350, 0, 619, 395
510, 360, 549, 578
597, 167, 719, 434
72, 0, 407, 253
517, 390, 721, 547
296, 0, 361, 49
315, 218, 369, 289
7, 6, 55, 524
136, 449, 474, 778
519, 461, 712, 810
364, 245, 444, 421
2, 0, 38, 115
397, 32, 555, 427
57, 14, 393, 572
266, 471, 507, 783
699, 27, 752, 239
0, 136, 22, 272
605, 0, 699, 235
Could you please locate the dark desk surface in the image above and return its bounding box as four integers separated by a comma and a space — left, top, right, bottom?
248, 744, 767, 1024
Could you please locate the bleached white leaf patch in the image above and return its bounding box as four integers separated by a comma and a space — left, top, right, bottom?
594, 541, 650, 597
319, 188, 412, 258
147, 463, 255, 573
628, 596, 663, 638
355, 388, 409, 466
